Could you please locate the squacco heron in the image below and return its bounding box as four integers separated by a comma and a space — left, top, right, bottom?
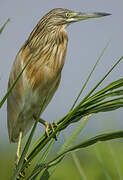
7, 8, 110, 164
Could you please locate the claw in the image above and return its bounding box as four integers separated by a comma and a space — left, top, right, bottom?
17, 171, 25, 179
45, 122, 58, 140
16, 158, 30, 179
45, 122, 50, 137
34, 117, 58, 140
53, 121, 58, 128
24, 157, 31, 168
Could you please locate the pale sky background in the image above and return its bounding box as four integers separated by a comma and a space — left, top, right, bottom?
0, 0, 123, 148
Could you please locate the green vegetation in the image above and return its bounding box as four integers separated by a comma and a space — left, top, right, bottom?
0, 19, 123, 180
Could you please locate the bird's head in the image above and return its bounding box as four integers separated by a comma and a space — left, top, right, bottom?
43, 8, 111, 28
27, 8, 111, 51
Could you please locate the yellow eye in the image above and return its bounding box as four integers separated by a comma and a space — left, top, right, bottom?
66, 13, 70, 18
66, 12, 76, 18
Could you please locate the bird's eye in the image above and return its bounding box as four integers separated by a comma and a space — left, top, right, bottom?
66, 13, 70, 18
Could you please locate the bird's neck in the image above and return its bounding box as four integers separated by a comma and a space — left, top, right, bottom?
22, 25, 68, 73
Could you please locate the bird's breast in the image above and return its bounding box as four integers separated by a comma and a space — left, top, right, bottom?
20, 65, 61, 117
21, 30, 68, 91
20, 25, 68, 107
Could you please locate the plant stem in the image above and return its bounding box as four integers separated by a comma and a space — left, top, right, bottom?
70, 40, 110, 110
93, 145, 112, 180
72, 152, 87, 180
106, 142, 123, 180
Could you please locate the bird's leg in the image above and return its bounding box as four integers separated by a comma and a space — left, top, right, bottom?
16, 131, 23, 166
15, 131, 25, 180
39, 118, 57, 139
33, 116, 57, 139
16, 132, 31, 179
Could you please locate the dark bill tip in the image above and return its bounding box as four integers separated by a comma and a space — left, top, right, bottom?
94, 12, 112, 17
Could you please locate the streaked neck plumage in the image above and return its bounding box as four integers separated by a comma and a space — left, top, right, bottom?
22, 21, 68, 72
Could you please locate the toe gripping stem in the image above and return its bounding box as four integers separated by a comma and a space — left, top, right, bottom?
44, 121, 58, 140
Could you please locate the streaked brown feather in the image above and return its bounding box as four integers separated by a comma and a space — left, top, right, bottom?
7, 11, 68, 142
7, 52, 24, 142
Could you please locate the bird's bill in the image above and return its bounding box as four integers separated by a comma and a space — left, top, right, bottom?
66, 12, 111, 23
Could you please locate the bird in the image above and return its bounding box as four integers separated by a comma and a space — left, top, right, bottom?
7, 8, 111, 165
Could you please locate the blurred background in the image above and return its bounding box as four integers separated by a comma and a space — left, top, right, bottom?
0, 0, 123, 179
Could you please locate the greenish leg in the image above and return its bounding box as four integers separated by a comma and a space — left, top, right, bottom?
39, 118, 51, 136
16, 131, 23, 166
34, 116, 57, 139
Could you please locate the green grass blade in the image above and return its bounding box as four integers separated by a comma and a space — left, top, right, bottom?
27, 132, 46, 158
59, 98, 123, 129
28, 131, 123, 178
81, 96, 123, 111
26, 116, 91, 179
11, 86, 51, 179
69, 99, 123, 125
29, 133, 59, 179
82, 89, 123, 108
84, 97, 123, 113
71, 40, 110, 110
57, 56, 123, 126
48, 131, 123, 166
35, 169, 50, 180
0, 18, 10, 34
62, 129, 88, 180
81, 78, 123, 107
26, 164, 47, 180
58, 115, 91, 154
38, 138, 56, 164
78, 56, 123, 107
83, 79, 123, 104
26, 89, 123, 166
23, 88, 123, 171
105, 142, 123, 179
93, 145, 112, 180
20, 56, 123, 173
27, 157, 64, 180
11, 121, 38, 180
42, 116, 91, 180
71, 152, 87, 180
35, 139, 56, 179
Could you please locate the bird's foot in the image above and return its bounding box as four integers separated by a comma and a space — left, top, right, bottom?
16, 171, 25, 180
34, 116, 58, 140
24, 157, 31, 168
45, 121, 58, 140
16, 158, 30, 179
